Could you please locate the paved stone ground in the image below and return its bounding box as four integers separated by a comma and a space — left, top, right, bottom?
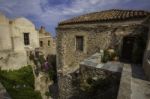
117, 63, 150, 99
0, 82, 11, 99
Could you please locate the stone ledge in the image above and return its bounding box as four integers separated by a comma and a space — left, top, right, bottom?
117, 64, 150, 99
80, 53, 122, 73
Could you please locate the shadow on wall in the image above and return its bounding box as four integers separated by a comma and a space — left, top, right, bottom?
120, 26, 149, 64
47, 54, 57, 83
131, 64, 147, 81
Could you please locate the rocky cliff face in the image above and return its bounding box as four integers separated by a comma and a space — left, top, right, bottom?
34, 72, 52, 99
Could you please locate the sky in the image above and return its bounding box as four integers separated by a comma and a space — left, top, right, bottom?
0, 0, 150, 37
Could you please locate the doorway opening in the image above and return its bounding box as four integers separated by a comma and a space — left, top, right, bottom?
121, 37, 135, 62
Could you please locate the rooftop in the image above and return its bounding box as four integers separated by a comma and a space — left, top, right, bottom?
59, 9, 150, 25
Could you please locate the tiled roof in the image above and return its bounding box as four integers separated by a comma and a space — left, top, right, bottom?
59, 9, 150, 25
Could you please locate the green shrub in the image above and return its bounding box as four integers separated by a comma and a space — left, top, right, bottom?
0, 66, 42, 99
101, 50, 117, 63
101, 50, 111, 63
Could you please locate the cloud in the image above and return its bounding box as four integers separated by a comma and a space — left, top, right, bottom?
0, 0, 150, 36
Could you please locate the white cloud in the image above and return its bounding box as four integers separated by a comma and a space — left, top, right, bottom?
0, 0, 149, 36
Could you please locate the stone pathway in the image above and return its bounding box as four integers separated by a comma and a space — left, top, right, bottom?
0, 82, 11, 99
117, 63, 150, 99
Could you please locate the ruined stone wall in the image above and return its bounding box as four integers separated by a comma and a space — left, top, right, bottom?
57, 21, 143, 74
39, 36, 56, 56
79, 64, 121, 99
56, 20, 146, 98
0, 14, 39, 70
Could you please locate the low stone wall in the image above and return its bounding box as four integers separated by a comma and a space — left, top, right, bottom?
117, 64, 132, 99
58, 53, 122, 99
79, 53, 122, 99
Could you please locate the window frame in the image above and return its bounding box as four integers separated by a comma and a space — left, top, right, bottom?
75, 36, 84, 52
23, 33, 30, 45
48, 40, 50, 46
40, 41, 43, 47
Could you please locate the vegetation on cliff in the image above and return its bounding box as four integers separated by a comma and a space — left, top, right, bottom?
0, 66, 42, 99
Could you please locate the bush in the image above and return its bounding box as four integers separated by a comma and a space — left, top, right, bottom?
0, 66, 42, 99
101, 49, 117, 63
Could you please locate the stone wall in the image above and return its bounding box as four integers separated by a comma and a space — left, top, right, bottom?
57, 73, 79, 99
56, 20, 146, 74
79, 63, 121, 99
0, 13, 12, 51
56, 19, 148, 98
0, 51, 27, 70
143, 17, 150, 80
57, 53, 122, 99
39, 36, 56, 56
13, 17, 39, 51
0, 14, 39, 70
39, 27, 56, 57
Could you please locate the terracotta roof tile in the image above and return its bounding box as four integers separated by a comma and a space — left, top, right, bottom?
59, 9, 150, 25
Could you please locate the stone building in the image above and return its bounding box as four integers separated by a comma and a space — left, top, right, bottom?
56, 9, 150, 98
39, 26, 56, 56
0, 13, 39, 70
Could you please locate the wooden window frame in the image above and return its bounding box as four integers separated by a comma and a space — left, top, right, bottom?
75, 36, 84, 52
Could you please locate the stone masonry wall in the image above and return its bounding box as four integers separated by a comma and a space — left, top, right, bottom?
39, 37, 56, 56
79, 64, 121, 99
57, 21, 145, 73
143, 17, 150, 80
56, 20, 147, 98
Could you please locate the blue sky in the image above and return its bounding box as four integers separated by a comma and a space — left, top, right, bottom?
0, 0, 150, 37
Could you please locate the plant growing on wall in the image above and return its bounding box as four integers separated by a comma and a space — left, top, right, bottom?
101, 49, 118, 63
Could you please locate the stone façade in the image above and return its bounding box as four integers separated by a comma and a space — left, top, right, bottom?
39, 26, 56, 56
56, 9, 150, 98
0, 13, 39, 70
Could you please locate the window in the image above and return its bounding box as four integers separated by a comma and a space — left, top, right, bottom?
76, 36, 84, 51
24, 33, 30, 45
48, 40, 50, 46
40, 41, 43, 47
